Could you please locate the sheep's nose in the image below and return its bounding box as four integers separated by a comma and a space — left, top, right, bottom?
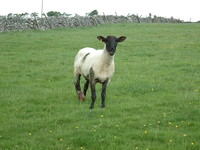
109, 51, 115, 56
110, 47, 115, 51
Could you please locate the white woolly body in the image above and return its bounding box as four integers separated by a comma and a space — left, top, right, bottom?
74, 47, 115, 83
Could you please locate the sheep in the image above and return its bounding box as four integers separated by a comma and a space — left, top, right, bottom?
74, 35, 126, 109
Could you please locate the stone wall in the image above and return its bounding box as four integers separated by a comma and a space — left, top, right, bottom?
0, 14, 183, 32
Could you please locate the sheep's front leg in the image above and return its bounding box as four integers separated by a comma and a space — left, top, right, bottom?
101, 79, 108, 108
90, 80, 96, 109
89, 68, 96, 109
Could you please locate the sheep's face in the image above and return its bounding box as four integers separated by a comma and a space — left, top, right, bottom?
97, 36, 126, 56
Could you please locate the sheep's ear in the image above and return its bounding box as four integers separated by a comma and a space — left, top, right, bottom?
97, 36, 106, 42
117, 36, 126, 42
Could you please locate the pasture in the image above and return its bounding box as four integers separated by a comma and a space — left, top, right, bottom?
0, 23, 200, 150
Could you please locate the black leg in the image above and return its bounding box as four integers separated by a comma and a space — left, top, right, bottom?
83, 79, 89, 96
101, 79, 108, 108
90, 80, 96, 109
74, 74, 81, 93
89, 67, 96, 109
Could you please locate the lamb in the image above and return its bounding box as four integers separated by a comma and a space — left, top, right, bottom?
74, 35, 126, 109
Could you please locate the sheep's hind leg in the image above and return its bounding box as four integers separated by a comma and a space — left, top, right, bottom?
74, 74, 85, 101
74, 74, 81, 92
83, 79, 89, 96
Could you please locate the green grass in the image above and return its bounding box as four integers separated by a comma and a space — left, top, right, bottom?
0, 23, 200, 150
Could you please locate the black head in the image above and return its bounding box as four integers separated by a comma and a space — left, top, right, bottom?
97, 36, 126, 56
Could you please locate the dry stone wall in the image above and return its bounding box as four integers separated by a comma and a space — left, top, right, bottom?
0, 14, 183, 32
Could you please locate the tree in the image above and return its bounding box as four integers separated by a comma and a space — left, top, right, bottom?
87, 10, 98, 16
20, 13, 29, 19
31, 12, 39, 18
47, 11, 61, 17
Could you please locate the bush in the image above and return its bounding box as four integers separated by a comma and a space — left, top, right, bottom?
87, 10, 98, 16
47, 11, 61, 17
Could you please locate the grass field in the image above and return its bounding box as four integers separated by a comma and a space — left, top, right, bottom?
0, 23, 200, 150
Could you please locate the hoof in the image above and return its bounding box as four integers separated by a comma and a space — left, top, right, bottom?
77, 91, 85, 101
101, 105, 105, 108
90, 104, 94, 109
